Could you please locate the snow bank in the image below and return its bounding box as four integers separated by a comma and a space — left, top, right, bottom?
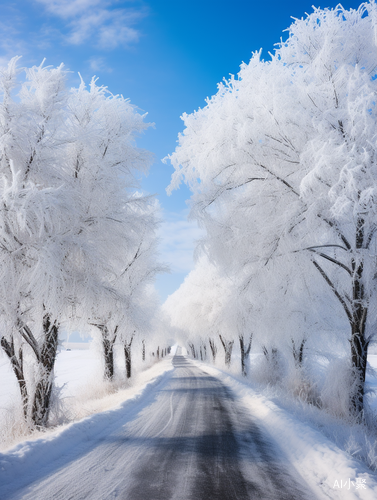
194, 361, 377, 500
367, 355, 377, 413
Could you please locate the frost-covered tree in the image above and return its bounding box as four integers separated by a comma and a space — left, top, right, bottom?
0, 59, 82, 427
117, 216, 164, 378
65, 78, 162, 384
168, 2, 377, 417
163, 256, 237, 366
0, 58, 157, 427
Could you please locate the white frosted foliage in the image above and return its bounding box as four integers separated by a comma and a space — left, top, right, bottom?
0, 58, 160, 427
166, 1, 377, 417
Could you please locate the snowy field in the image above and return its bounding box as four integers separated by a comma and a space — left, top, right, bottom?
0, 343, 175, 448
0, 347, 377, 499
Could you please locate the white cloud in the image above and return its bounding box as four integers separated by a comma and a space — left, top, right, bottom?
88, 56, 112, 73
97, 17, 140, 49
34, 0, 146, 49
35, 0, 105, 19
158, 211, 204, 274
0, 22, 26, 65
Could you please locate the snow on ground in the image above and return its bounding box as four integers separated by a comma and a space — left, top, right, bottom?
192, 358, 377, 500
0, 357, 175, 498
367, 355, 377, 413
1, 346, 377, 499
0, 344, 174, 449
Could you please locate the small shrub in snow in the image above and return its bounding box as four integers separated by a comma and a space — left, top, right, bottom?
0, 404, 30, 449
285, 367, 320, 407
320, 358, 365, 421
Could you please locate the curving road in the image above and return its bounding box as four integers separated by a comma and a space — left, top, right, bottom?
2, 354, 315, 499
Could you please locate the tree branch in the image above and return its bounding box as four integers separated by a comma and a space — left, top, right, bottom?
312, 260, 352, 324
305, 244, 349, 252
257, 162, 300, 197
319, 216, 352, 250
225, 177, 266, 191
307, 248, 352, 276
18, 323, 40, 362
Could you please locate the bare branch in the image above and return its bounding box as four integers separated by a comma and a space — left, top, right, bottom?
319, 216, 352, 250
308, 249, 352, 275
312, 260, 352, 324
225, 177, 266, 191
305, 244, 349, 252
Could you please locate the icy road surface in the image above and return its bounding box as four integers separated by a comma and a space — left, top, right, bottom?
1, 355, 314, 500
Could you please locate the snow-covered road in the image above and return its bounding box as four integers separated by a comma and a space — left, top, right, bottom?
0, 353, 315, 500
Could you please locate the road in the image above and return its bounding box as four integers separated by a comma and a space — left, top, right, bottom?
2, 354, 315, 499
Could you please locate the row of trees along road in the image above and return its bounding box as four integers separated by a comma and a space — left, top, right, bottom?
0, 58, 163, 429
166, 1, 377, 420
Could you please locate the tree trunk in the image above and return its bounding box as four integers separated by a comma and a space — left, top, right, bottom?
313, 216, 369, 419
142, 339, 145, 361
199, 343, 207, 361
208, 338, 217, 363
103, 337, 115, 380
31, 315, 59, 428
219, 334, 234, 367
1, 336, 28, 419
124, 335, 134, 379
239, 334, 252, 376
262, 345, 279, 365
188, 342, 197, 359
350, 217, 368, 417
32, 373, 54, 428
93, 324, 118, 381
291, 338, 306, 368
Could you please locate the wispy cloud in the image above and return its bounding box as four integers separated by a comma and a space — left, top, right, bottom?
35, 0, 147, 49
0, 19, 27, 65
88, 56, 113, 73
158, 211, 204, 274
35, 0, 105, 19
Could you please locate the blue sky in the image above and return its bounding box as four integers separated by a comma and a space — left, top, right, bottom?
0, 0, 362, 301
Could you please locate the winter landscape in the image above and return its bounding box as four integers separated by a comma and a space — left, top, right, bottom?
2, 0, 377, 499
